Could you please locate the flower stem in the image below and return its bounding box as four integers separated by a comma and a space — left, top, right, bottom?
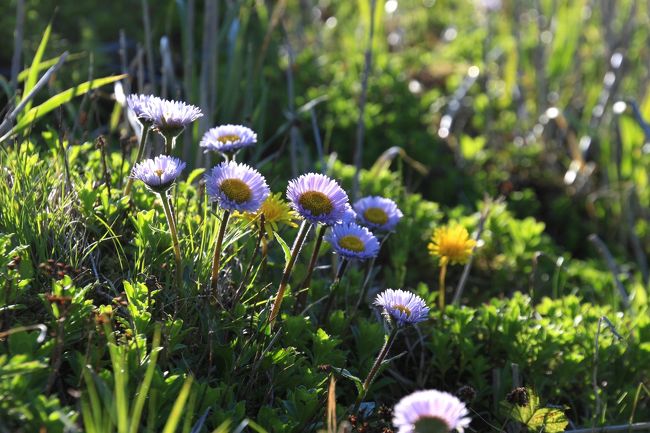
210, 209, 231, 299
269, 220, 311, 326
439, 259, 448, 311
124, 124, 151, 196
159, 191, 182, 289
163, 132, 177, 156
295, 224, 328, 313
352, 326, 399, 414
320, 258, 349, 322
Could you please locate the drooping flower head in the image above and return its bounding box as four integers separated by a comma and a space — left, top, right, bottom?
286, 173, 349, 225
126, 94, 156, 124
200, 124, 257, 154
428, 224, 476, 265
131, 155, 186, 193
205, 161, 270, 212
146, 97, 203, 138
374, 289, 429, 326
393, 389, 471, 433
354, 196, 403, 231
326, 222, 380, 260
237, 192, 299, 237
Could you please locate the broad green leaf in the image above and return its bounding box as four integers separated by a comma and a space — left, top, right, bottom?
528, 408, 569, 433
12, 74, 127, 134
23, 21, 52, 113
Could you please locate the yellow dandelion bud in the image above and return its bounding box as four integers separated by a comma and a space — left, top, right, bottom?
428, 224, 476, 266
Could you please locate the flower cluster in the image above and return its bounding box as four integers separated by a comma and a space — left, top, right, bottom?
124, 95, 457, 429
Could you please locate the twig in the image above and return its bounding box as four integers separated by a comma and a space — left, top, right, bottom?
10, 0, 26, 90
352, 0, 377, 200
588, 234, 630, 309
565, 423, 650, 432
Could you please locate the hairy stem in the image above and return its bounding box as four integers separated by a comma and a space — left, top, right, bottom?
210, 209, 231, 299
438, 259, 448, 311
160, 191, 182, 289
269, 220, 311, 326
352, 327, 399, 413
295, 224, 328, 313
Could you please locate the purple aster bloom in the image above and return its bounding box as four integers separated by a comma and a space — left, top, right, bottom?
354, 196, 403, 231
374, 289, 429, 326
286, 173, 349, 225
393, 389, 471, 433
131, 155, 186, 193
126, 94, 155, 124
340, 204, 358, 224
205, 161, 270, 212
200, 124, 257, 154
326, 222, 379, 260
146, 97, 203, 136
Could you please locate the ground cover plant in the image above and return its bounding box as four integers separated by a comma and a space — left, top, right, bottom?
1, 0, 649, 432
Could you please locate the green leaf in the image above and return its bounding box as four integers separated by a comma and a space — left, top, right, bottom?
329, 366, 364, 394
17, 53, 85, 83
161, 376, 194, 433
22, 21, 52, 113
11, 74, 127, 135
528, 408, 569, 433
273, 231, 291, 265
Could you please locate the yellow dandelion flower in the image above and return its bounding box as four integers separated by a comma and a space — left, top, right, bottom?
428, 224, 476, 266
237, 193, 298, 237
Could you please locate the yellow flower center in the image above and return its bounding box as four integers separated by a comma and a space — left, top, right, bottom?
298, 191, 333, 216
338, 235, 365, 252
220, 178, 252, 203
428, 225, 476, 265
364, 207, 388, 225
154, 169, 165, 178
217, 134, 241, 143
414, 416, 451, 433
393, 304, 412, 317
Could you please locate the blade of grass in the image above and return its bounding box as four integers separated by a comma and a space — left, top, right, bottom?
22, 20, 53, 113
161, 376, 194, 433
7, 73, 127, 137
128, 324, 162, 433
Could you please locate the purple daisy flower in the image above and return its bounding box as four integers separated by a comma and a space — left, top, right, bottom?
374, 289, 429, 326
340, 204, 358, 224
286, 173, 349, 225
200, 124, 257, 154
354, 196, 403, 231
326, 222, 379, 260
131, 155, 186, 193
146, 97, 203, 137
205, 161, 270, 212
126, 94, 155, 124
393, 389, 471, 433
